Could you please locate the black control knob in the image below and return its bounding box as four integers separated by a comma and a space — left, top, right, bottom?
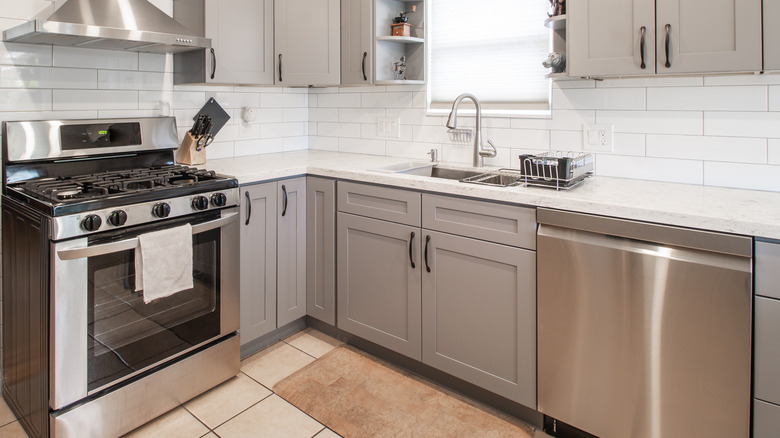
81, 215, 102, 232
211, 193, 228, 207
192, 196, 209, 211
108, 210, 128, 227
152, 202, 172, 218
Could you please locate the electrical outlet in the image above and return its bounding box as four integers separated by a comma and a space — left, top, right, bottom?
583, 124, 614, 152
377, 117, 401, 138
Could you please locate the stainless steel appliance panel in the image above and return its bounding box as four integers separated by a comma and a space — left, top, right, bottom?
537, 213, 752, 438
51, 334, 239, 438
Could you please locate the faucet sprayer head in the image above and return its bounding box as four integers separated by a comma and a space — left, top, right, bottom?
445, 111, 458, 129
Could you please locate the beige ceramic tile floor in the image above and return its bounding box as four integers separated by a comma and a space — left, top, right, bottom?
0, 327, 549, 437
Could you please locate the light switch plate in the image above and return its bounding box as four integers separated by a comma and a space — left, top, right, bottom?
377, 117, 401, 138
583, 124, 613, 152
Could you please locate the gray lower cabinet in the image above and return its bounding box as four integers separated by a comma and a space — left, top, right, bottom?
277, 178, 307, 327
337, 212, 422, 360
240, 183, 278, 343
306, 177, 336, 325
240, 178, 306, 346
754, 240, 780, 438
421, 230, 536, 407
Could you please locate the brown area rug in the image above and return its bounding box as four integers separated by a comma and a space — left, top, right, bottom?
273, 346, 534, 438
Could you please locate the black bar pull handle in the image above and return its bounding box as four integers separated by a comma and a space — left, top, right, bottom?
278, 53, 283, 82
210, 48, 217, 79
664, 24, 671, 68
281, 185, 288, 217
639, 26, 646, 69
424, 235, 431, 273
409, 232, 416, 269
362, 52, 368, 81
245, 191, 252, 225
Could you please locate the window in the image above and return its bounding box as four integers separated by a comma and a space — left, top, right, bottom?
427, 0, 551, 116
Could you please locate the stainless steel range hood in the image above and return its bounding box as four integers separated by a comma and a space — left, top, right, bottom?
2, 0, 210, 54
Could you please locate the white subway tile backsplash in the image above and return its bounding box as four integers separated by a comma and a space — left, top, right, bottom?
139, 53, 168, 72
596, 155, 704, 185
0, 110, 97, 121
261, 93, 306, 108
98, 70, 169, 90
260, 122, 305, 139
0, 89, 50, 111
413, 124, 451, 144
597, 110, 703, 135
53, 47, 138, 70
309, 108, 339, 123
98, 109, 160, 119
284, 136, 308, 151
171, 91, 207, 109
317, 93, 361, 108
647, 86, 767, 111
139, 90, 175, 110
386, 108, 442, 126
511, 110, 596, 131
385, 141, 441, 161
309, 136, 339, 151
553, 87, 646, 110
0, 66, 95, 89
214, 92, 261, 109
612, 133, 646, 156
441, 143, 475, 164
317, 122, 361, 138
53, 90, 137, 110
205, 141, 235, 160
704, 112, 780, 138
770, 139, 780, 165
339, 138, 385, 155
486, 128, 550, 150
339, 108, 385, 124
704, 162, 780, 191
768, 86, 780, 111
0, 42, 52, 66
362, 92, 414, 109
235, 138, 284, 156
550, 130, 583, 151
704, 73, 780, 86
647, 134, 766, 163
553, 79, 596, 89
361, 123, 412, 142
283, 108, 308, 122
257, 108, 284, 124
597, 76, 703, 88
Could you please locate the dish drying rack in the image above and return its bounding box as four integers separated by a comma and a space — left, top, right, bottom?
518, 151, 594, 190
460, 152, 593, 190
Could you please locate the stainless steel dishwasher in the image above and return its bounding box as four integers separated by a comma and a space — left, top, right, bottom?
536, 208, 753, 438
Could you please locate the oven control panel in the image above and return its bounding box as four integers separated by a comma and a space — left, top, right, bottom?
52, 188, 240, 240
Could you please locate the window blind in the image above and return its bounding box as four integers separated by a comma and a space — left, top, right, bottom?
428, 0, 551, 113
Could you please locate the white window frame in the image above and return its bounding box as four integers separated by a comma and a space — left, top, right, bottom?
424, 0, 552, 119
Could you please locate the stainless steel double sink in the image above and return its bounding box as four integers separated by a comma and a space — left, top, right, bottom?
373, 162, 524, 187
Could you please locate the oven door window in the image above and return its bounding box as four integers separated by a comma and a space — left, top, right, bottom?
87, 226, 221, 392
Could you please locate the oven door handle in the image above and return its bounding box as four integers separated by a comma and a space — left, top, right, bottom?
56, 212, 238, 261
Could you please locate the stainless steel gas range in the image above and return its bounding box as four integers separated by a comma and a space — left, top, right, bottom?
1, 117, 240, 438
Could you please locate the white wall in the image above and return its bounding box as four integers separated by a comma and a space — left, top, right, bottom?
308, 77, 780, 192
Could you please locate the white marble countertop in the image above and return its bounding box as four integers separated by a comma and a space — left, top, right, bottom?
204, 150, 780, 240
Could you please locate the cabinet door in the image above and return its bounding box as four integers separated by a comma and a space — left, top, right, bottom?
275, 0, 341, 85
240, 183, 278, 345
277, 178, 307, 327
765, 0, 780, 70
174, 0, 274, 85
337, 213, 422, 360
656, 0, 761, 74
568, 0, 656, 76
306, 177, 336, 325
421, 231, 536, 408
341, 0, 373, 85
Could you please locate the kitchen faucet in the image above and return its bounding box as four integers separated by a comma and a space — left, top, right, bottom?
446, 93, 497, 167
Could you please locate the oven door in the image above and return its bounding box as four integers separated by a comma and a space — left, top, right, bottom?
49, 207, 239, 410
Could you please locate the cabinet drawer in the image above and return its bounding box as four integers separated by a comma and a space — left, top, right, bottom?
756, 241, 780, 300
755, 296, 780, 405
422, 194, 536, 249
337, 181, 421, 227
754, 399, 780, 438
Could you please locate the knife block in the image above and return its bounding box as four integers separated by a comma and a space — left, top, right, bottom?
175, 133, 206, 165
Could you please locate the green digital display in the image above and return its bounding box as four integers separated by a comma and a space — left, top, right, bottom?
98, 130, 108, 135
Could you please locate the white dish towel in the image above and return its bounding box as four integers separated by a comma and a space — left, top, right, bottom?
135, 224, 194, 304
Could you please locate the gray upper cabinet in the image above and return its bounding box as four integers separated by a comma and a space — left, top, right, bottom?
173, 0, 274, 85
277, 178, 307, 327
240, 183, 278, 344
341, 0, 374, 85
655, 0, 761, 74
275, 0, 341, 85
765, 0, 780, 70
307, 177, 336, 325
568, 0, 655, 77
337, 212, 422, 360
568, 0, 761, 77
421, 230, 536, 407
